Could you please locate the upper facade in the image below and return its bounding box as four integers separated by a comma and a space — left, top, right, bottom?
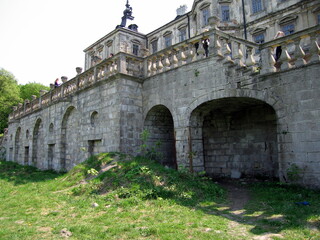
83, 0, 319, 70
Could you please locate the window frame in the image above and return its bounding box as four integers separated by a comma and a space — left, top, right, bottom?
202, 7, 210, 26
281, 22, 295, 35
252, 0, 263, 14
221, 5, 230, 22
150, 39, 158, 54
164, 34, 172, 48
179, 28, 187, 42
132, 44, 139, 56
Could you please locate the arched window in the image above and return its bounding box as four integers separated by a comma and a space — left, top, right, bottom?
91, 111, 99, 127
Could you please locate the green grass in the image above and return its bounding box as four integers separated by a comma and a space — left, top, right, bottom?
0, 153, 319, 239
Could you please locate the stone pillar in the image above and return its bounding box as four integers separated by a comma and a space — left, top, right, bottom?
174, 126, 190, 169
260, 47, 276, 74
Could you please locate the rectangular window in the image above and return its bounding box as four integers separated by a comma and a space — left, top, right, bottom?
253, 33, 265, 54
252, 0, 263, 14
133, 44, 139, 56
254, 33, 265, 44
151, 40, 158, 54
202, 7, 210, 26
47, 144, 54, 169
24, 146, 29, 165
164, 35, 172, 48
281, 23, 295, 35
179, 28, 187, 42
318, 14, 320, 24
221, 5, 230, 22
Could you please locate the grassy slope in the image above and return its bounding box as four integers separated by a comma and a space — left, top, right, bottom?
0, 153, 319, 240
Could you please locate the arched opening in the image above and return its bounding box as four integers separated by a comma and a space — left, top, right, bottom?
190, 97, 278, 180
90, 111, 99, 127
14, 127, 21, 163
61, 106, 79, 171
144, 105, 176, 169
32, 119, 43, 167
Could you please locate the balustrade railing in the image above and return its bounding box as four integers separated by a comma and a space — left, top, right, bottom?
259, 25, 320, 74
9, 26, 319, 121
146, 28, 260, 77
9, 53, 144, 120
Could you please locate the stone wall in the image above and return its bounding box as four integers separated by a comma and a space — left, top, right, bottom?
6, 76, 143, 171
142, 41, 320, 187
6, 26, 320, 188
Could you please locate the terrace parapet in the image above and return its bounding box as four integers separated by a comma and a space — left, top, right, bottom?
8, 25, 319, 121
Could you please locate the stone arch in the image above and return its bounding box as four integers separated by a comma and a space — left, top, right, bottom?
186, 88, 281, 120
190, 97, 278, 179
49, 123, 54, 134
60, 106, 80, 171
14, 127, 21, 163
32, 118, 44, 167
90, 111, 99, 127
144, 105, 177, 169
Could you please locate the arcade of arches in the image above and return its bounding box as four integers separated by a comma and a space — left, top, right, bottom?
146, 98, 279, 179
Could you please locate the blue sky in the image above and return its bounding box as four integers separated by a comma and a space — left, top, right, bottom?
0, 0, 194, 86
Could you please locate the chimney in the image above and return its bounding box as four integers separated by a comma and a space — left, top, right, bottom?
176, 4, 187, 16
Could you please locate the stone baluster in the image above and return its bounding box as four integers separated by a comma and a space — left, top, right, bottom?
112, 59, 118, 74
212, 34, 223, 60
18, 103, 23, 117
245, 46, 256, 69
163, 51, 171, 71
104, 62, 109, 78
172, 50, 179, 68
151, 57, 157, 75
179, 46, 188, 65
93, 65, 98, 83
197, 40, 205, 60
24, 99, 30, 114
233, 42, 245, 68
156, 55, 164, 73
260, 47, 276, 74
12, 106, 17, 119
279, 42, 292, 71
96, 66, 101, 80
147, 59, 152, 77
108, 61, 113, 76
222, 39, 234, 64
293, 37, 306, 67
308, 33, 320, 63
187, 43, 196, 62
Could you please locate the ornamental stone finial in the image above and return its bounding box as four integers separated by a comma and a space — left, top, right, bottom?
116, 0, 134, 29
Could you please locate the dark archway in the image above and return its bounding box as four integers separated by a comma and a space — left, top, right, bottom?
32, 119, 43, 167
61, 106, 79, 171
190, 97, 278, 179
144, 105, 177, 169
14, 127, 21, 163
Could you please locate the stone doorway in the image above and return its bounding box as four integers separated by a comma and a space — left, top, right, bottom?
190, 97, 278, 179
61, 107, 79, 171
14, 127, 21, 163
32, 119, 43, 168
144, 105, 177, 169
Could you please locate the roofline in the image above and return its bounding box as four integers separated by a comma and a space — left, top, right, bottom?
83, 27, 146, 52
146, 12, 190, 37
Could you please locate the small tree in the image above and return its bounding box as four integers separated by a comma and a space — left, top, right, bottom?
19, 82, 50, 100
0, 68, 21, 133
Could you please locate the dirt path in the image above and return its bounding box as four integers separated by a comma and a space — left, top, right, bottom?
216, 180, 285, 240
219, 180, 251, 213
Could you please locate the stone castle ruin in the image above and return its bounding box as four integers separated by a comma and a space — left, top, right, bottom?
4, 0, 320, 188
